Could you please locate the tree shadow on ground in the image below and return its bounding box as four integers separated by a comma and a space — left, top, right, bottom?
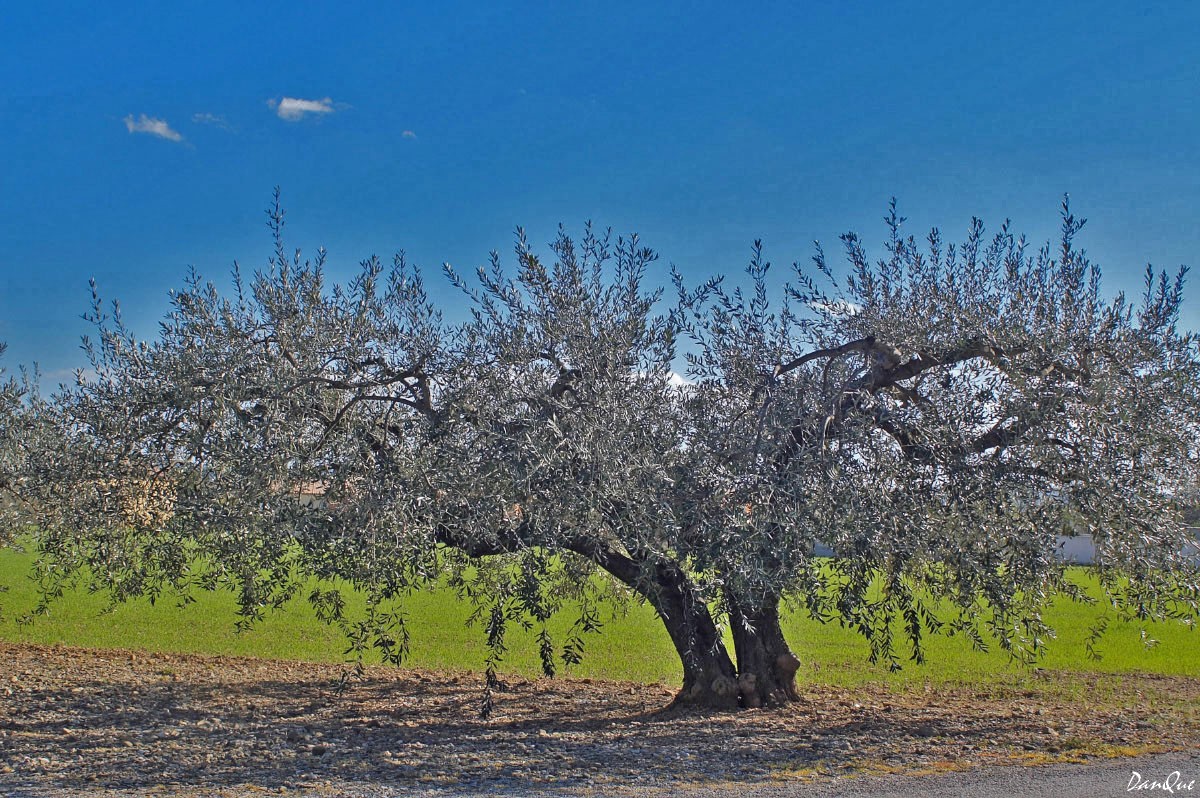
0, 660, 1187, 795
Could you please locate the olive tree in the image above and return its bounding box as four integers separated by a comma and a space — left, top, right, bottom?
14, 195, 1200, 711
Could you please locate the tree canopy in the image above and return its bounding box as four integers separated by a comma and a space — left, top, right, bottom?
0, 345, 39, 551
6, 195, 1199, 710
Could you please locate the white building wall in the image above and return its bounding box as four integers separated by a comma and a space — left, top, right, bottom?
1055, 534, 1096, 564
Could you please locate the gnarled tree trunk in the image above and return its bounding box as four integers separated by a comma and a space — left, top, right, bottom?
570, 537, 739, 708
728, 597, 801, 708
650, 560, 740, 709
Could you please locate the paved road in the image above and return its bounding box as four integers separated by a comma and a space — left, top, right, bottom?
624, 751, 1200, 798
4, 751, 1198, 797
470, 751, 1200, 798
280, 750, 1200, 798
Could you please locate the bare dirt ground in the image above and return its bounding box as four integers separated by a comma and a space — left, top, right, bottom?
0, 642, 1197, 796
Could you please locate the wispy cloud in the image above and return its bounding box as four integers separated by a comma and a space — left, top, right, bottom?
402, 130, 417, 139
270, 96, 336, 121
123, 114, 184, 142
192, 112, 232, 131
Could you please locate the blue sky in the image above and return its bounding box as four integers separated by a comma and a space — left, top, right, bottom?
3, 2, 1199, 379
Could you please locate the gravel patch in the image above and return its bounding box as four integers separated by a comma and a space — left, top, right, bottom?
0, 642, 1196, 796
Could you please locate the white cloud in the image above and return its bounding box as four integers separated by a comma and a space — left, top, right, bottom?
632, 370, 693, 392
808, 299, 862, 317
123, 114, 184, 142
271, 96, 335, 121
192, 112, 232, 130
402, 130, 417, 139
667, 371, 691, 388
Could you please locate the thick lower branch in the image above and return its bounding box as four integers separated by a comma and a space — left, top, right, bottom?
566, 537, 739, 708
435, 524, 739, 708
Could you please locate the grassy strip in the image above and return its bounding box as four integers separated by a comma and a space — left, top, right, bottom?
0, 544, 1195, 687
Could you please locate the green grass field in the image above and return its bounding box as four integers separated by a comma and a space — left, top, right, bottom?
0, 544, 1196, 688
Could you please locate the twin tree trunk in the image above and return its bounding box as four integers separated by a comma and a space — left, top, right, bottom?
566, 538, 802, 710
639, 563, 801, 709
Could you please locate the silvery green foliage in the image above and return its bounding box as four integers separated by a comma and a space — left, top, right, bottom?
24, 198, 460, 646
437, 224, 689, 693
14, 194, 1200, 697
0, 345, 43, 551
22, 195, 684, 687
676, 199, 1200, 667
0, 347, 19, 542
